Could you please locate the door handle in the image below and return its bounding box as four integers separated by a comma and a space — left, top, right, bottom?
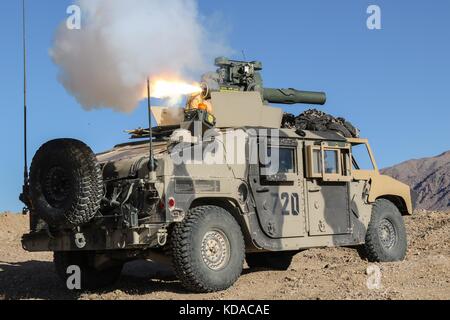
308, 186, 322, 192
256, 187, 270, 193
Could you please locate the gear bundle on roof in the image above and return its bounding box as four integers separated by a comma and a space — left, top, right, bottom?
282, 109, 360, 138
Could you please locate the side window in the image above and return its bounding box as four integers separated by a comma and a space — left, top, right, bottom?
341, 148, 352, 176
306, 146, 322, 178
278, 148, 295, 173
312, 149, 322, 175
352, 144, 375, 171
306, 144, 351, 181
324, 149, 339, 174
261, 147, 296, 179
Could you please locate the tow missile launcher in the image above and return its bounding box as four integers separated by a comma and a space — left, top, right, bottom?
182, 57, 327, 132
200, 57, 327, 105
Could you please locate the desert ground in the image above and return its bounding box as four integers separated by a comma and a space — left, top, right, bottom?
0, 210, 448, 300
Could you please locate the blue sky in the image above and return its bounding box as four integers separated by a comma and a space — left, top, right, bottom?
1, 0, 449, 212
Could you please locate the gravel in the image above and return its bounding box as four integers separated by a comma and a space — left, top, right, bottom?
0, 210, 448, 300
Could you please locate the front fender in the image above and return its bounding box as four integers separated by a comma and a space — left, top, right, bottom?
368, 175, 413, 215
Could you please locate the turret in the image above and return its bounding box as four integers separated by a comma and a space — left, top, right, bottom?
200, 57, 326, 105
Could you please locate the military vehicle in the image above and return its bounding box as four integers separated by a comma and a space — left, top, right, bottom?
20, 57, 413, 292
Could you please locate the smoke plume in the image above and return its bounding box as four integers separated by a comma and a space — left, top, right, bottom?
50, 0, 230, 112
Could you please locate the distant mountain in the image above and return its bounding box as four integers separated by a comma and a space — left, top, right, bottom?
381, 151, 450, 211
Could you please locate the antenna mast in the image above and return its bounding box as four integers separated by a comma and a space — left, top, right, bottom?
147, 78, 156, 172
241, 50, 247, 61
22, 0, 28, 186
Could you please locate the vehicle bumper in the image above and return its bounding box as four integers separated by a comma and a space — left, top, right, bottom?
21, 224, 168, 252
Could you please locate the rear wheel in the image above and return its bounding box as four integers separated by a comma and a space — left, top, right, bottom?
29, 139, 103, 228
54, 251, 123, 291
362, 199, 407, 262
171, 206, 245, 293
246, 252, 295, 271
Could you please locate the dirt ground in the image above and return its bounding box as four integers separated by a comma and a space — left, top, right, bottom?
0, 210, 449, 300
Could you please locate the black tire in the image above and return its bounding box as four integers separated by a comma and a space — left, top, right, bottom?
246, 251, 294, 271
29, 139, 103, 228
54, 251, 123, 291
363, 199, 408, 262
171, 205, 245, 293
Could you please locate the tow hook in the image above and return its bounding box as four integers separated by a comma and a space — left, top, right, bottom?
157, 229, 168, 246
75, 232, 87, 249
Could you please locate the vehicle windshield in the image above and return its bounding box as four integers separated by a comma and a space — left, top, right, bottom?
352, 143, 375, 171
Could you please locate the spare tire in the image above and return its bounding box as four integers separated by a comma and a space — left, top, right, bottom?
29, 139, 103, 228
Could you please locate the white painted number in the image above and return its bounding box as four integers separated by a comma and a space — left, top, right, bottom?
367, 5, 382, 30
66, 5, 81, 30
66, 265, 81, 290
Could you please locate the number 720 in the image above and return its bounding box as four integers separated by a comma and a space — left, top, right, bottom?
277, 192, 300, 216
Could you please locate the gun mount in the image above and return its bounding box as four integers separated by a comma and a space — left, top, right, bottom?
200, 57, 327, 105
149, 56, 328, 130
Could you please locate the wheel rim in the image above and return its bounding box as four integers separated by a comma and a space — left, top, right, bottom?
201, 229, 231, 271
42, 166, 71, 208
378, 218, 397, 250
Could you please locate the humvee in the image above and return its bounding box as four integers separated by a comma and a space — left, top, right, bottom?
20, 58, 413, 292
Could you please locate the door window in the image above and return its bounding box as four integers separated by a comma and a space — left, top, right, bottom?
324, 150, 339, 174
260, 147, 297, 183
278, 148, 295, 174
306, 144, 351, 181
312, 149, 322, 175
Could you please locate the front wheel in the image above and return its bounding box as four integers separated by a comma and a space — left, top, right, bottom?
362, 199, 408, 262
171, 206, 245, 293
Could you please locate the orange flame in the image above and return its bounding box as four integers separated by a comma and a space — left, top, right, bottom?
142, 78, 202, 106
150, 79, 202, 99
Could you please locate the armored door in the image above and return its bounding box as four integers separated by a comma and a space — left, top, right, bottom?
249, 137, 306, 239
305, 141, 352, 236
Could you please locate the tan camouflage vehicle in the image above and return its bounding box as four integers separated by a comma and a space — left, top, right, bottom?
20, 58, 414, 292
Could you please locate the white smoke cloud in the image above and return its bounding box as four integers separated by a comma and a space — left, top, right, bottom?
50, 0, 230, 112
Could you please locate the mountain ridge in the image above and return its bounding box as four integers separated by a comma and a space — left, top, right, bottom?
381, 151, 450, 210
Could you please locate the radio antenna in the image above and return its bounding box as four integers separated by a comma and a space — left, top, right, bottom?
241, 50, 247, 61
147, 78, 156, 172
22, 0, 28, 186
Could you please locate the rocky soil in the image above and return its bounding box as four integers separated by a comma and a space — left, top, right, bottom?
0, 210, 449, 300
